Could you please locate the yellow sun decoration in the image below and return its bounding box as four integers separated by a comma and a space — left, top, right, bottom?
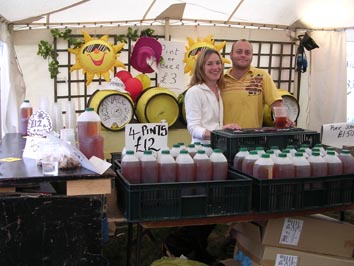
68, 31, 125, 86
184, 34, 230, 76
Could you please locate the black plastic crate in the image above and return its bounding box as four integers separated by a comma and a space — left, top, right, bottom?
115, 164, 252, 222
211, 128, 320, 163
230, 169, 354, 213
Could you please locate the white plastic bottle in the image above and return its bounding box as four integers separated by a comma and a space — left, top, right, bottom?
77, 107, 104, 159
233, 147, 249, 171
255, 146, 265, 157
194, 149, 212, 181
337, 149, 354, 174
323, 150, 343, 175
242, 150, 259, 176
170, 144, 181, 160
19, 99, 33, 136
273, 153, 295, 179
270, 146, 281, 156
121, 150, 141, 184
201, 143, 213, 157
158, 150, 176, 183
140, 150, 158, 183
187, 143, 198, 158
176, 149, 195, 182
209, 149, 228, 180
292, 152, 311, 178
308, 151, 328, 177
253, 153, 274, 179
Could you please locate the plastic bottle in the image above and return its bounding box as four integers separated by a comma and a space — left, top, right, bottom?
265, 149, 276, 161
308, 151, 328, 177
255, 146, 265, 157
286, 145, 297, 157
292, 152, 311, 178
314, 143, 326, 157
300, 144, 312, 156
176, 149, 195, 182
325, 146, 338, 155
194, 150, 212, 181
337, 149, 354, 174
233, 147, 249, 171
170, 144, 181, 160
281, 148, 292, 159
140, 150, 158, 183
273, 153, 295, 179
297, 148, 309, 159
210, 149, 228, 180
253, 153, 274, 179
158, 150, 177, 183
19, 99, 33, 136
270, 146, 281, 156
323, 150, 343, 175
241, 150, 259, 175
187, 144, 198, 158
121, 150, 141, 184
77, 107, 104, 159
201, 143, 213, 157
194, 142, 202, 151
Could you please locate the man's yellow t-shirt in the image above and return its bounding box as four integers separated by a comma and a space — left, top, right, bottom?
222, 67, 282, 128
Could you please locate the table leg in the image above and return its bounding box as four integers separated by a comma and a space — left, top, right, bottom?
127, 223, 133, 266
136, 223, 143, 266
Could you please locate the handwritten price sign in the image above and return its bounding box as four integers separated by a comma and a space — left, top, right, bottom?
125, 123, 168, 157
321, 122, 354, 148
158, 40, 185, 95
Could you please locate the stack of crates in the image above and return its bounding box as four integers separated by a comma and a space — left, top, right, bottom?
211, 128, 354, 213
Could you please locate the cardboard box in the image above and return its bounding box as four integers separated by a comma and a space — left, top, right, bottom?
234, 214, 354, 258
235, 222, 354, 266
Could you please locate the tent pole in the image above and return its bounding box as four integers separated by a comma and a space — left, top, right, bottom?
164, 18, 170, 40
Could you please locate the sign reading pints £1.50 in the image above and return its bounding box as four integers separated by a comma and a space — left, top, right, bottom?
321, 122, 354, 148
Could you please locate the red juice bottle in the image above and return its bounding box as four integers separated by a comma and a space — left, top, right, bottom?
273, 153, 295, 179
121, 150, 141, 184
253, 153, 274, 179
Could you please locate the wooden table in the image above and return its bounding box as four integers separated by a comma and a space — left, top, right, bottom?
128, 200, 354, 266
0, 133, 115, 266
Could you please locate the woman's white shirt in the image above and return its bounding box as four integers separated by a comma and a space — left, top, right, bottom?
184, 83, 223, 144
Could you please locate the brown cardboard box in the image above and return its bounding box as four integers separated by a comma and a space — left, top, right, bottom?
235, 222, 354, 266
234, 214, 354, 258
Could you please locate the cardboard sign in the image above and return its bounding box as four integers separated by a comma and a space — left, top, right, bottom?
125, 123, 168, 157
158, 40, 185, 95
27, 110, 53, 136
321, 122, 354, 148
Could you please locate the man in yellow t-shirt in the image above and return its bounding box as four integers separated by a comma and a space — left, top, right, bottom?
222, 39, 293, 128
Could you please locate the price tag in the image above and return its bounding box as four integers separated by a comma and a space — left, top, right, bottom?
27, 110, 53, 137
279, 218, 303, 246
158, 40, 185, 96
321, 122, 354, 148
125, 123, 168, 157
275, 254, 299, 266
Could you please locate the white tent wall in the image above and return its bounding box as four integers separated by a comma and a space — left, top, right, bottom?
12, 25, 295, 121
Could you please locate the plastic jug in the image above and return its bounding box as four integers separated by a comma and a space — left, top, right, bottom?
253, 153, 274, 179
121, 150, 141, 184
233, 147, 249, 171
194, 150, 212, 181
19, 100, 33, 136
210, 149, 228, 180
140, 150, 158, 183
337, 149, 354, 174
273, 153, 295, 179
77, 107, 104, 159
292, 152, 311, 178
158, 150, 177, 183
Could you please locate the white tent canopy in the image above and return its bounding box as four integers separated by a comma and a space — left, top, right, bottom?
0, 0, 353, 138
1, 0, 354, 31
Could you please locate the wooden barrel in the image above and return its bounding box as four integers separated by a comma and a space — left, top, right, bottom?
135, 87, 180, 127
